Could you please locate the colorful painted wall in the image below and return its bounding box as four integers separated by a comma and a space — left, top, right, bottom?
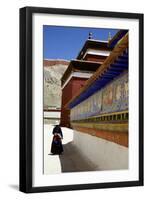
70, 72, 128, 121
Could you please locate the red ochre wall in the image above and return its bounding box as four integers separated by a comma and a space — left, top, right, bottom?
84, 54, 107, 63
60, 76, 88, 127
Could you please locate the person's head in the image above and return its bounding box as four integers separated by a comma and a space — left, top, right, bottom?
55, 125, 60, 128
54, 125, 61, 131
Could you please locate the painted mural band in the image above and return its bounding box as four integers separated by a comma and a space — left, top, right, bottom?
70, 72, 128, 121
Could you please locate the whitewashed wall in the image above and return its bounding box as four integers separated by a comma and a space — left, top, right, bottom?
44, 111, 61, 118
73, 130, 128, 170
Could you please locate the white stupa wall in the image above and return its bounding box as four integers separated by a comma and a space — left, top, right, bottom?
73, 130, 128, 170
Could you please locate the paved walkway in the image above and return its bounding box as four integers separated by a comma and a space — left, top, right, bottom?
44, 124, 98, 174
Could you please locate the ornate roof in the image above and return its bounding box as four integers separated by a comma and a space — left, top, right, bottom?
61, 60, 102, 86
67, 32, 128, 108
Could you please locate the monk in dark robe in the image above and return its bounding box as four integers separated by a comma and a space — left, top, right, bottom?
50, 125, 63, 155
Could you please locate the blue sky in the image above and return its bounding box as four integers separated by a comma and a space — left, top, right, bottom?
43, 26, 119, 60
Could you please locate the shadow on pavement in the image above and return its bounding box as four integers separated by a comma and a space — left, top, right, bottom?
59, 142, 99, 173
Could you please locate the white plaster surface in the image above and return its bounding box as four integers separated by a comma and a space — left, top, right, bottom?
73, 130, 128, 170
83, 49, 111, 58
44, 111, 61, 118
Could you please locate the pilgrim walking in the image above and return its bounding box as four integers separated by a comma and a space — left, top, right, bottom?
50, 125, 63, 155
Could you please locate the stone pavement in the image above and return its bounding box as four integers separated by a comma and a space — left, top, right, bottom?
44, 124, 98, 174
